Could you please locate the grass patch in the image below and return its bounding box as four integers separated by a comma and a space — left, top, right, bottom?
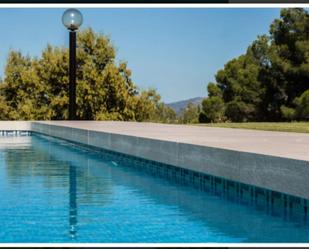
196, 122, 309, 133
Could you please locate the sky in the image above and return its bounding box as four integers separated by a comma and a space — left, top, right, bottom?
0, 7, 281, 103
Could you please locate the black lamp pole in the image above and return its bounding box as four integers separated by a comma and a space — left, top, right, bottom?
69, 31, 77, 120
62, 8, 83, 121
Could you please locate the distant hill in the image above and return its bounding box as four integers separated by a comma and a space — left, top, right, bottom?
166, 97, 204, 114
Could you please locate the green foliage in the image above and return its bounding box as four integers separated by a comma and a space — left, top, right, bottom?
280, 105, 296, 121
207, 82, 222, 98
157, 103, 177, 123
0, 95, 11, 120
215, 45, 265, 121
133, 88, 176, 123
178, 102, 200, 124
203, 8, 309, 122
198, 112, 210, 123
294, 90, 309, 120
1, 51, 49, 120
199, 122, 309, 133
225, 100, 255, 122
0, 28, 171, 122
258, 8, 309, 120
201, 96, 225, 123
2, 9, 309, 124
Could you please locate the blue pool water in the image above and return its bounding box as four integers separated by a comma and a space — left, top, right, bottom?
0, 133, 309, 243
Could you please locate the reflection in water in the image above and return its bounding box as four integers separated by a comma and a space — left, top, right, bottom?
2, 135, 112, 241
1, 133, 309, 242
4, 142, 79, 239
69, 164, 77, 239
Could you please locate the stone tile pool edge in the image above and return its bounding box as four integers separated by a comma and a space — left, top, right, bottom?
30, 122, 309, 199
0, 121, 308, 217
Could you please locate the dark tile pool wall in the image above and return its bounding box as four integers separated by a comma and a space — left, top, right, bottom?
101, 147, 309, 223
2, 131, 308, 223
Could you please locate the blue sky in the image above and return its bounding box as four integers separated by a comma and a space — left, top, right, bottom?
0, 8, 281, 102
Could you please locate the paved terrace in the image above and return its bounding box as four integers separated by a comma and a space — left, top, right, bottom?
36, 121, 308, 161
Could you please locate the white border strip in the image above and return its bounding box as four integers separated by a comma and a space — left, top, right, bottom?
0, 3, 308, 8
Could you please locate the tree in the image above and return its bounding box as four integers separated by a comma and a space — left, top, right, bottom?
198, 112, 210, 123
0, 94, 11, 120
133, 88, 176, 123
156, 103, 177, 123
1, 51, 50, 120
215, 45, 265, 121
0, 28, 172, 122
280, 105, 296, 121
200, 96, 225, 123
199, 83, 225, 123
179, 102, 200, 124
202, 8, 309, 122
260, 8, 309, 120
225, 100, 254, 122
294, 90, 309, 120
207, 82, 223, 98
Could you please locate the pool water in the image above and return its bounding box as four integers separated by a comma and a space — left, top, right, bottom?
0, 133, 309, 243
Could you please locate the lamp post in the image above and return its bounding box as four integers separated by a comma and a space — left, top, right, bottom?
62, 9, 83, 120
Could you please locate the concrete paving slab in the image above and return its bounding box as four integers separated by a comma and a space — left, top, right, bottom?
34, 121, 309, 161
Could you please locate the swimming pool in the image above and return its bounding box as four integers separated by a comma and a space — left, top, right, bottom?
0, 132, 308, 243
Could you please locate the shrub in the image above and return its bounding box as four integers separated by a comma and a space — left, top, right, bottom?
280, 105, 296, 121
295, 90, 309, 120
225, 100, 253, 122
201, 96, 225, 123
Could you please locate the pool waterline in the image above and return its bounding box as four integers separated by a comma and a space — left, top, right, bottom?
0, 132, 308, 242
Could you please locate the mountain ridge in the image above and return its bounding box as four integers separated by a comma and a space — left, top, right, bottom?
166, 97, 204, 114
